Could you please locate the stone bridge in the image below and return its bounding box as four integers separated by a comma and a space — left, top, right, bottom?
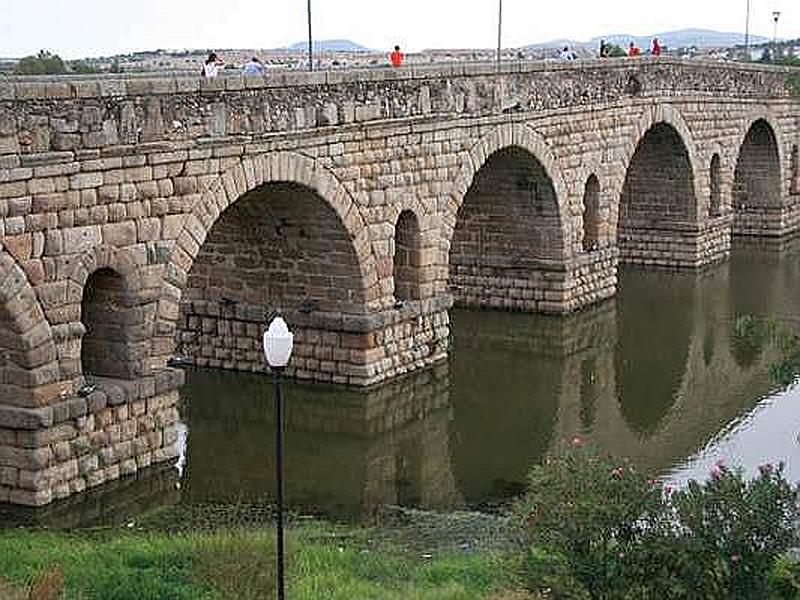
0, 57, 799, 506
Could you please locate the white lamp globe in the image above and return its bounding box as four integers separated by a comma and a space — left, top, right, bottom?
263, 317, 294, 368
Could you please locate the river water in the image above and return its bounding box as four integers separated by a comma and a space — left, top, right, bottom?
5, 244, 800, 527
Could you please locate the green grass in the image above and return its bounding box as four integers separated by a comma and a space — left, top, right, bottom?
0, 523, 524, 599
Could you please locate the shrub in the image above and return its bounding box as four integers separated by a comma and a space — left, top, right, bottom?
516, 442, 799, 599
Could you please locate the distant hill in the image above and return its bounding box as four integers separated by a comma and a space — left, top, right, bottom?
531, 28, 771, 50
285, 39, 373, 52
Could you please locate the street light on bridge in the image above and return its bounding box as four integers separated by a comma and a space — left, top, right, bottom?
307, 0, 313, 71
496, 0, 503, 69
263, 316, 294, 600
773, 11, 782, 46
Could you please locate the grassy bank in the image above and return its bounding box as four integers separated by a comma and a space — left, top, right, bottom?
0, 518, 525, 599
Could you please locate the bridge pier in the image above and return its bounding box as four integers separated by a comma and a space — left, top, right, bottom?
0, 370, 183, 506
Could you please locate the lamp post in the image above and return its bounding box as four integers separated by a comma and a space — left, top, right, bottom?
263, 317, 294, 600
496, 0, 503, 69
773, 11, 782, 46
307, 0, 313, 71
744, 0, 751, 55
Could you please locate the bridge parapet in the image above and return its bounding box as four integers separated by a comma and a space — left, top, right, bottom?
0, 58, 795, 158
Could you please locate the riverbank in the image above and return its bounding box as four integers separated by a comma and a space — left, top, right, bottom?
0, 504, 529, 599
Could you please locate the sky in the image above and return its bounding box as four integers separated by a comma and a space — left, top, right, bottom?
0, 0, 796, 59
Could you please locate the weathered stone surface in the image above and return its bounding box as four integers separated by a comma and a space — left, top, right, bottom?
0, 59, 798, 507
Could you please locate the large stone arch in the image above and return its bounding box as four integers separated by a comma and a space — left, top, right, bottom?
731, 113, 788, 237
612, 105, 721, 268
444, 123, 570, 252
612, 104, 702, 226
0, 248, 59, 408
443, 124, 578, 313
152, 151, 383, 380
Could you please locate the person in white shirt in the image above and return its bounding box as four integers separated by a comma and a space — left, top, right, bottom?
242, 57, 265, 76
202, 52, 223, 78
559, 46, 576, 61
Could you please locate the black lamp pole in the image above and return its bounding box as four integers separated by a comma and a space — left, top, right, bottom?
496, 0, 503, 69
307, 0, 313, 71
274, 367, 286, 600
744, 0, 751, 55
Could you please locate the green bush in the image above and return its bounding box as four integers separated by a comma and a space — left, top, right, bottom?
516, 442, 800, 599
768, 554, 800, 599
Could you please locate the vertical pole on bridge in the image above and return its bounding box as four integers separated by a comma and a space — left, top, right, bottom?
744, 0, 751, 57
307, 0, 313, 71
496, 0, 503, 70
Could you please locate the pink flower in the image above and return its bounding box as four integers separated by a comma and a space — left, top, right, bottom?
710, 466, 721, 479
611, 467, 624, 478
618, 552, 626, 559
731, 554, 741, 565
571, 436, 583, 447
664, 484, 674, 496
759, 463, 774, 475
647, 479, 657, 486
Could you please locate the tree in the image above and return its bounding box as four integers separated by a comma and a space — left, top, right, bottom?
69, 61, 99, 74
15, 50, 66, 75
606, 44, 627, 58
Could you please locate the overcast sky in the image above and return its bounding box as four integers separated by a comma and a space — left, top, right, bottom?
1, 0, 795, 59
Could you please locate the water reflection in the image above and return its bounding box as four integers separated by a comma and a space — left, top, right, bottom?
5, 243, 800, 526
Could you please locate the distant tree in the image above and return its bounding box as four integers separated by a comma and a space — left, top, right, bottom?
607, 44, 627, 58
109, 59, 123, 73
15, 50, 66, 75
69, 61, 99, 74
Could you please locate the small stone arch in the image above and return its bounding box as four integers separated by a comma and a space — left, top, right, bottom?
393, 210, 423, 302
582, 174, 602, 252
445, 122, 570, 253
67, 245, 151, 381
0, 248, 59, 408
709, 153, 722, 217
152, 151, 380, 368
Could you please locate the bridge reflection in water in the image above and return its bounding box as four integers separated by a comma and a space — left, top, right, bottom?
175, 244, 800, 520
8, 245, 800, 526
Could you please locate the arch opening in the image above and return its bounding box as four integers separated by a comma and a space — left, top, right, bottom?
709, 153, 722, 217
618, 122, 697, 265
393, 210, 422, 302
450, 146, 565, 310
81, 268, 137, 380
582, 175, 601, 252
734, 120, 781, 211
177, 181, 368, 375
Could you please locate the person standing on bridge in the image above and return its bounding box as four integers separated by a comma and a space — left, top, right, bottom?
628, 42, 641, 57
202, 52, 224, 78
559, 46, 576, 61
241, 56, 265, 76
650, 37, 662, 56
390, 45, 404, 67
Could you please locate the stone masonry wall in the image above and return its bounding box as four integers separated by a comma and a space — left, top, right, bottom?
0, 59, 798, 506
0, 368, 182, 506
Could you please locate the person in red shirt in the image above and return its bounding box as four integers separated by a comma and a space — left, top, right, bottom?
390, 45, 404, 67
628, 42, 641, 57
651, 37, 662, 56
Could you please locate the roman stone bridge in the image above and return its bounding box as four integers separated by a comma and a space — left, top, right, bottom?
0, 57, 798, 506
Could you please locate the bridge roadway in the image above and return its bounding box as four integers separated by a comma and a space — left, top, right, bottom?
0, 57, 798, 505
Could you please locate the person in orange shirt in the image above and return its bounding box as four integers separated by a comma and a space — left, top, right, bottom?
628, 42, 641, 57
390, 45, 404, 67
